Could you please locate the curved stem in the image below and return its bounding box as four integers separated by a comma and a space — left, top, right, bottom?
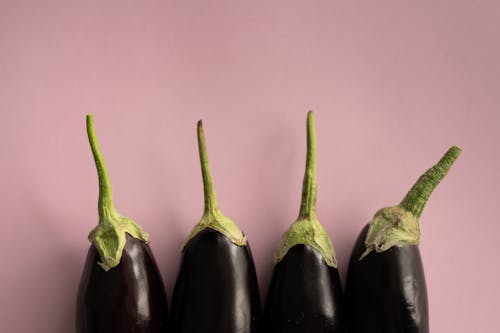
298, 111, 317, 220
197, 120, 219, 215
85, 115, 149, 270
86, 114, 116, 219
400, 146, 461, 218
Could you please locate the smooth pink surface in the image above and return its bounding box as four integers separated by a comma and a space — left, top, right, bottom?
1, 1, 499, 332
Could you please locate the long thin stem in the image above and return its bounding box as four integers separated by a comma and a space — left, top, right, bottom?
400, 146, 461, 218
86, 114, 116, 219
298, 111, 317, 220
197, 120, 219, 215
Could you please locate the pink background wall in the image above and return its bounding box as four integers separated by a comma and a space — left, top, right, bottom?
1, 1, 499, 332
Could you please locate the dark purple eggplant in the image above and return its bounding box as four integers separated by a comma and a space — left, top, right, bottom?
76, 115, 168, 333
345, 146, 461, 333
262, 111, 344, 333
169, 120, 261, 333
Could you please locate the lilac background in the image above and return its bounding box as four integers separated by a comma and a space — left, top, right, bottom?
1, 1, 499, 332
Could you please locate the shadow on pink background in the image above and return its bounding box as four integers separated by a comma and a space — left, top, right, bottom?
1, 1, 499, 332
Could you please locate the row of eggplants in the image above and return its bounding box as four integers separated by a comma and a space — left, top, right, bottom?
76, 112, 461, 333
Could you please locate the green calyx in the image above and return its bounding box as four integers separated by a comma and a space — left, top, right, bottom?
361, 146, 462, 259
185, 120, 246, 246
275, 111, 337, 268
86, 115, 149, 271
277, 217, 337, 267
360, 206, 419, 260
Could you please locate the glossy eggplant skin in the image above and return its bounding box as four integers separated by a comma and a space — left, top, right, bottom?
262, 244, 344, 333
345, 225, 429, 333
76, 234, 168, 333
170, 228, 261, 333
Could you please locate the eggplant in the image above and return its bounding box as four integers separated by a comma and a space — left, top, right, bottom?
169, 120, 261, 333
345, 146, 461, 333
262, 111, 344, 333
76, 115, 168, 333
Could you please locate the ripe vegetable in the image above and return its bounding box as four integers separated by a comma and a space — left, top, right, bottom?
345, 146, 461, 333
76, 115, 168, 333
262, 111, 344, 333
169, 120, 261, 333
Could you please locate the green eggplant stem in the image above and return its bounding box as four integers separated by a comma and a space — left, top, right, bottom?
275, 111, 337, 267
197, 120, 219, 215
298, 111, 318, 220
399, 146, 462, 218
185, 120, 246, 247
86, 114, 116, 220
360, 145, 462, 259
86, 114, 148, 271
